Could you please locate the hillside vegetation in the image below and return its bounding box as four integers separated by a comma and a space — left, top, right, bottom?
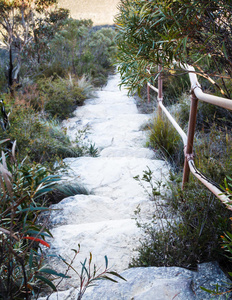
1, 0, 232, 298
116, 0, 232, 296
0, 1, 118, 298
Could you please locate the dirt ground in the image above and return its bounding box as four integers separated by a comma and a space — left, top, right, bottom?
58, 0, 120, 25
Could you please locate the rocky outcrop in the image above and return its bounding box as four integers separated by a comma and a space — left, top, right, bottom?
39, 262, 230, 299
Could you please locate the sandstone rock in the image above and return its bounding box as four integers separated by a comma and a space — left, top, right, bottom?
38, 262, 230, 300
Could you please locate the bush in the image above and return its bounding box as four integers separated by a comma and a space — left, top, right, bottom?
37, 19, 117, 88
194, 125, 232, 185
131, 170, 232, 270
148, 112, 184, 170
37, 76, 86, 120
37, 62, 67, 79
178, 93, 232, 132
0, 146, 62, 299
139, 97, 232, 273
0, 105, 82, 165
162, 71, 190, 105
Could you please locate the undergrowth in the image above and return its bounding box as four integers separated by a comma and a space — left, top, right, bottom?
0, 105, 82, 166
131, 169, 232, 271
148, 112, 184, 170
134, 74, 232, 287
0, 143, 125, 299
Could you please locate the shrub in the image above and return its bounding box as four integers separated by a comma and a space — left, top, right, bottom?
37, 76, 86, 120
194, 125, 232, 185
76, 74, 95, 98
0, 105, 82, 165
178, 93, 232, 132
47, 182, 89, 205
0, 145, 62, 299
162, 71, 190, 105
131, 170, 232, 270
37, 62, 67, 79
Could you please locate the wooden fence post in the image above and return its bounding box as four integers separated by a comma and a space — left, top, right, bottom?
158, 64, 163, 115
147, 83, 150, 103
182, 91, 198, 188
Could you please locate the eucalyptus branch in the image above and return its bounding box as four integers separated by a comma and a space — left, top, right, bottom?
194, 64, 230, 98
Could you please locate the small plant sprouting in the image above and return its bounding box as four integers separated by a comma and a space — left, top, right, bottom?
133, 166, 165, 198
88, 143, 99, 157
75, 127, 99, 157
57, 247, 126, 300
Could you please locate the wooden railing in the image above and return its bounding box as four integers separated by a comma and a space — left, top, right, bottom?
147, 65, 232, 209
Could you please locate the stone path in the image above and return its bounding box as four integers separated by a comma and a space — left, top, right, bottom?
39, 73, 229, 300
45, 72, 168, 277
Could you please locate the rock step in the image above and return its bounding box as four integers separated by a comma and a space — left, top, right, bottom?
82, 262, 229, 300
63, 156, 169, 198
99, 146, 155, 158
38, 262, 229, 300
49, 195, 155, 227
47, 219, 142, 282
64, 112, 151, 148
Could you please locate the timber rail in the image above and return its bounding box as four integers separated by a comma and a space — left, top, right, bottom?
147, 64, 232, 209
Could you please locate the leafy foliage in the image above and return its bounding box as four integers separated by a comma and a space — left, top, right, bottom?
56, 248, 126, 300
132, 169, 232, 270
194, 126, 232, 185
177, 93, 232, 132
0, 104, 82, 165
0, 0, 58, 91
115, 0, 232, 97
0, 143, 61, 299
42, 21, 117, 87
0, 143, 125, 299
36, 76, 86, 120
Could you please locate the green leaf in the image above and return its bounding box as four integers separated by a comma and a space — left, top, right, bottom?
29, 250, 33, 270
18, 206, 49, 213
39, 268, 71, 278
81, 259, 89, 277
107, 271, 127, 281
38, 175, 61, 184
104, 255, 108, 269
0, 139, 10, 145
222, 41, 228, 59
35, 275, 57, 291
25, 229, 51, 238
101, 275, 118, 283
199, 286, 214, 294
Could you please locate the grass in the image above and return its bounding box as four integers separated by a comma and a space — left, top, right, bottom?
148, 112, 184, 171
47, 182, 89, 205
